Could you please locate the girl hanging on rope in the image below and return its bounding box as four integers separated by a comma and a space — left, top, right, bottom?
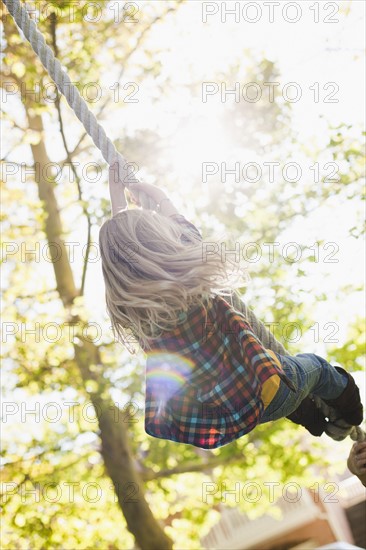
4, 0, 363, 450
99, 165, 364, 449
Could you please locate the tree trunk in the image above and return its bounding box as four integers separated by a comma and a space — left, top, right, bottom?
27, 110, 173, 549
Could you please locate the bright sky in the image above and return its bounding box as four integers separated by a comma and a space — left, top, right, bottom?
3, 0, 363, 357
93, 0, 366, 329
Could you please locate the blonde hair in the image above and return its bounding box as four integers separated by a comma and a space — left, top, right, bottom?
99, 209, 248, 353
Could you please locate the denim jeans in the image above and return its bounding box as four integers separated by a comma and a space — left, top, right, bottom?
259, 352, 348, 424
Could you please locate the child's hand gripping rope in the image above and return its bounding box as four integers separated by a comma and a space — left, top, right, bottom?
108, 162, 179, 217
127, 181, 180, 217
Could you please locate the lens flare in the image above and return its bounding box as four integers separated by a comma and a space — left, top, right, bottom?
146, 351, 196, 412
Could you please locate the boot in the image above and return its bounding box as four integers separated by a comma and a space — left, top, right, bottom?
323, 366, 363, 426
286, 396, 327, 436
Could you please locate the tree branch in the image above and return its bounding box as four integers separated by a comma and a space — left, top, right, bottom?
49, 12, 91, 296
141, 452, 246, 481
69, 2, 183, 157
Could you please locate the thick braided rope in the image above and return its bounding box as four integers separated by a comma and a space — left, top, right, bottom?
3, 0, 155, 210
231, 292, 287, 355
313, 396, 366, 443
5, 0, 364, 444
2, 0, 291, 353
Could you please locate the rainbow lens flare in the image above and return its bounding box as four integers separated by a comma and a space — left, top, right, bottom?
146, 351, 196, 409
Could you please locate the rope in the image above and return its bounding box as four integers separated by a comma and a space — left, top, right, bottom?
5, 0, 364, 444
231, 292, 288, 356
313, 396, 366, 443
3, 0, 155, 211
231, 292, 365, 443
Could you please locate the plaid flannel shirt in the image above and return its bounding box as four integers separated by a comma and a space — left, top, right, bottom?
144, 215, 296, 449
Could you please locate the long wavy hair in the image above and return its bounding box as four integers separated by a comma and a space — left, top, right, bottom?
99, 209, 249, 353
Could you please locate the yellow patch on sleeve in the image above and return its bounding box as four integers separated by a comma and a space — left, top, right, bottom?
261, 374, 281, 409
261, 349, 283, 409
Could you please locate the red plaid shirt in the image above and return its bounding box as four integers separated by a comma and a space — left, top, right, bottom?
144, 215, 296, 449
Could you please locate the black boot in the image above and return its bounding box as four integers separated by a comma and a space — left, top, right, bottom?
323, 366, 363, 426
286, 396, 327, 436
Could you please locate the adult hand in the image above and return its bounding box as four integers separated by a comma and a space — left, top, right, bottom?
347, 441, 366, 487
